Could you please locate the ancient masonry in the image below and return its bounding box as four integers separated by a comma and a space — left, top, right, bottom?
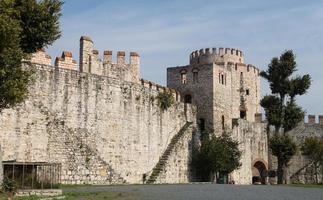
284, 116, 323, 184
0, 36, 318, 185
167, 48, 268, 184
0, 36, 197, 184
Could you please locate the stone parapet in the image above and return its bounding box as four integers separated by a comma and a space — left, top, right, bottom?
55, 51, 77, 70
30, 49, 52, 65
190, 47, 244, 65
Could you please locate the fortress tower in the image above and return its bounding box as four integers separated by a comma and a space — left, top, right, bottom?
167, 48, 261, 134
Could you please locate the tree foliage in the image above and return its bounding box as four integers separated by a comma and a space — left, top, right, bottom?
192, 133, 242, 182
301, 136, 323, 183
157, 91, 174, 111
261, 50, 311, 184
269, 133, 297, 184
0, 0, 62, 111
260, 50, 311, 132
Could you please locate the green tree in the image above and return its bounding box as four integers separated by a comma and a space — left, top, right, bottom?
301, 136, 323, 183
192, 133, 242, 182
260, 50, 311, 184
269, 133, 297, 184
0, 0, 62, 111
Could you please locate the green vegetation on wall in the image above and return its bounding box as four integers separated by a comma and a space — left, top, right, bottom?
157, 91, 174, 111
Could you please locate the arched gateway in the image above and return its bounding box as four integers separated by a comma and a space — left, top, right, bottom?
251, 159, 268, 184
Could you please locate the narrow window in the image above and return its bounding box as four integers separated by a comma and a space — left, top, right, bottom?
193, 69, 198, 83
240, 111, 246, 119
246, 89, 250, 95
184, 94, 192, 104
221, 74, 224, 85
181, 70, 187, 84
199, 118, 205, 131
235, 64, 238, 70
221, 115, 225, 130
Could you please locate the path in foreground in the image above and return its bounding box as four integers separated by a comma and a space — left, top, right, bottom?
63, 183, 323, 200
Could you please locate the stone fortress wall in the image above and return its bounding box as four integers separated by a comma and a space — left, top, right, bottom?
0, 36, 197, 184
285, 115, 323, 184
2, 36, 318, 185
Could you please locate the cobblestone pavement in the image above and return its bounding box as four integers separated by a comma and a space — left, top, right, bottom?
63, 183, 323, 200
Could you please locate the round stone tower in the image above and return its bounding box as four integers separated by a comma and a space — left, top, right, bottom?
189, 47, 244, 65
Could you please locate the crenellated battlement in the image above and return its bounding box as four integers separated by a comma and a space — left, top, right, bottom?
28, 35, 141, 84
79, 36, 140, 82
306, 115, 323, 125
55, 51, 77, 70
190, 47, 244, 65
30, 48, 52, 65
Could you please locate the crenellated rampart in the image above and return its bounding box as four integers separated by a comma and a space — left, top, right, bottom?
190, 47, 244, 65
305, 115, 323, 125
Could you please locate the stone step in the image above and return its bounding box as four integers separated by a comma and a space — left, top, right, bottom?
145, 122, 193, 184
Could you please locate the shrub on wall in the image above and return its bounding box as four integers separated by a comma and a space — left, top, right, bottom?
157, 91, 174, 111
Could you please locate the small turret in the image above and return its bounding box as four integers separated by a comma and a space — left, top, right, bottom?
79, 36, 94, 73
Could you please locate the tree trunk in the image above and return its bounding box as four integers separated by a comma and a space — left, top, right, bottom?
277, 159, 284, 184
314, 162, 318, 184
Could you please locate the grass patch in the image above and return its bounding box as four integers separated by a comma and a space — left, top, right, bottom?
0, 191, 136, 200
64, 192, 136, 200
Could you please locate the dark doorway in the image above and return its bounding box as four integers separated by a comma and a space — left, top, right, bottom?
184, 94, 192, 104
240, 110, 246, 119
252, 161, 267, 185
199, 118, 205, 131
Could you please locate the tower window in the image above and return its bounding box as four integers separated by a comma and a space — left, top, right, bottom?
221, 74, 224, 85
199, 118, 205, 131
240, 111, 246, 119
193, 69, 198, 83
184, 94, 192, 104
222, 115, 225, 130
180, 70, 187, 84
246, 89, 250, 95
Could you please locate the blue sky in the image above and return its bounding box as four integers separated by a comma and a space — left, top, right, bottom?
47, 0, 323, 118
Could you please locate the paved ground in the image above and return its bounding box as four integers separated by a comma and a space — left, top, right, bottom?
63, 183, 323, 200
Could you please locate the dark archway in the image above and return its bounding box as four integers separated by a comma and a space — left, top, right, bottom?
252, 160, 268, 184
184, 94, 192, 104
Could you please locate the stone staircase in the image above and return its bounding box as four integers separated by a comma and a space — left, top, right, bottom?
146, 122, 193, 184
